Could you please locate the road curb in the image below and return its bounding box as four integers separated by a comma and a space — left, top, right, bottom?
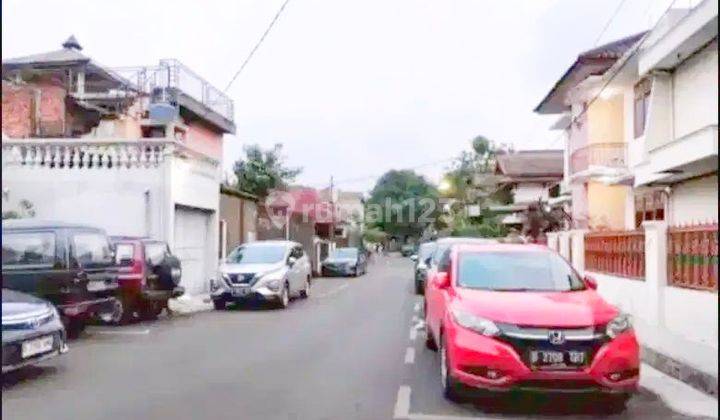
168, 294, 214, 315
640, 363, 718, 419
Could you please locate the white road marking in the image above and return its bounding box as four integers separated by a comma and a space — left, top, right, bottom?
413, 302, 420, 313
412, 315, 419, 323
409, 328, 418, 341
393, 386, 411, 419
404, 347, 415, 364
315, 283, 349, 299
90, 328, 150, 335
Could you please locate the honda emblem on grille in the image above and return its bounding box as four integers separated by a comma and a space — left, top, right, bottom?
548, 330, 565, 345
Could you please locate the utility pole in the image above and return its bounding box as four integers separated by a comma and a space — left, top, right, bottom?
329, 176, 335, 244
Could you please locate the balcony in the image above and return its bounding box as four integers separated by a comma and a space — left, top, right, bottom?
114, 59, 235, 133
570, 142, 628, 182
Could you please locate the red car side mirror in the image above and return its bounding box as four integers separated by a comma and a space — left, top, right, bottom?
584, 275, 598, 290
435, 272, 450, 289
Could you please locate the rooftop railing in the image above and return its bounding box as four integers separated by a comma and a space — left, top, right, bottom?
113, 59, 234, 123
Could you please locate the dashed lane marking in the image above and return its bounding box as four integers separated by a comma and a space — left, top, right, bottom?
393, 386, 411, 419
413, 303, 420, 313
404, 347, 415, 364
409, 327, 418, 341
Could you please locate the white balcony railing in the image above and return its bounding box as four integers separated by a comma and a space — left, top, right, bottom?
1, 138, 219, 170
570, 142, 628, 176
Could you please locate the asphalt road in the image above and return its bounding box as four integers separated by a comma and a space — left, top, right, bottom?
1, 255, 703, 420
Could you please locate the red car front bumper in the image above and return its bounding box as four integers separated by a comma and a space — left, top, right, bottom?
445, 320, 640, 394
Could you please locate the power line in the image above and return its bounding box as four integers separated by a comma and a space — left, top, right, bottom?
544, 0, 682, 149
224, 0, 292, 92
310, 156, 460, 189
592, 0, 630, 47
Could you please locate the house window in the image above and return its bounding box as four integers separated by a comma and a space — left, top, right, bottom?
634, 78, 652, 138
634, 191, 665, 228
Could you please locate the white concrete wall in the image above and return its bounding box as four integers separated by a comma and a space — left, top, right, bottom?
672, 40, 718, 139
514, 183, 548, 204
576, 221, 718, 377
669, 175, 719, 224
2, 163, 165, 238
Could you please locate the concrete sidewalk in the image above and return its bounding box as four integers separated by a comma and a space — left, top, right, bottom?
641, 363, 718, 419
168, 293, 214, 315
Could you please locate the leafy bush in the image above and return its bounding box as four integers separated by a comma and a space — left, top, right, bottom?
451, 223, 508, 238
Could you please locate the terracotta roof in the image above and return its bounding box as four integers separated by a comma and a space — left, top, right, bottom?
2, 36, 131, 88
534, 32, 647, 114
495, 150, 563, 178
265, 187, 341, 224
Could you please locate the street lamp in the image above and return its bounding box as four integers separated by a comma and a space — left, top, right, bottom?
438, 178, 453, 194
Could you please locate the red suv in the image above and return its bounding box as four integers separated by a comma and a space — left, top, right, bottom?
110, 237, 184, 323
424, 243, 639, 411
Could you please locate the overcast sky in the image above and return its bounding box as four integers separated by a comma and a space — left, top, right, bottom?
2, 0, 689, 193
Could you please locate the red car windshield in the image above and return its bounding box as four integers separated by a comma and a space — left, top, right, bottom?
457, 251, 586, 292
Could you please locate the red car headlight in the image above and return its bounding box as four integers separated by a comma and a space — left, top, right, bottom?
449, 306, 500, 337
606, 313, 633, 338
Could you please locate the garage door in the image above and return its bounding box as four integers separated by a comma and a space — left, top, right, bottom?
174, 206, 211, 295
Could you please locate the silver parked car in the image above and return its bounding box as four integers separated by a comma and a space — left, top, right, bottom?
2, 289, 69, 373
210, 241, 313, 310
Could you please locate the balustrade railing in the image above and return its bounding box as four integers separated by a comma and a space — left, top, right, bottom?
585, 230, 645, 279
570, 142, 627, 175
668, 223, 718, 291
2, 139, 171, 169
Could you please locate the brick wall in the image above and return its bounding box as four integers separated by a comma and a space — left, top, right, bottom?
2, 81, 66, 138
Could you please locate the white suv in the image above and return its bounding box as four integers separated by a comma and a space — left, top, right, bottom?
211, 241, 312, 310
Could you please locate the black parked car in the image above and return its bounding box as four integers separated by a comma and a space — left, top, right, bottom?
110, 236, 184, 323
2, 289, 68, 373
321, 247, 367, 277
410, 241, 436, 295
2, 220, 119, 338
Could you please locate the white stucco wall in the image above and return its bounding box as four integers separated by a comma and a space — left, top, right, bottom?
2, 163, 165, 238
588, 271, 718, 377
668, 174, 719, 224
672, 40, 718, 139
513, 183, 548, 204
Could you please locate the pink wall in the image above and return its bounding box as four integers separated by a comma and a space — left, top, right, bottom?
185, 120, 223, 160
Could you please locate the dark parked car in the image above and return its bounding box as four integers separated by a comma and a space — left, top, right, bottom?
1, 220, 119, 338
109, 237, 184, 323
321, 247, 367, 277
410, 241, 436, 295
2, 289, 68, 373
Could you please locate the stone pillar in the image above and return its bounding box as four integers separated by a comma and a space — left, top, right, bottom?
547, 232, 559, 251
558, 231, 571, 260
570, 229, 588, 273
642, 220, 668, 327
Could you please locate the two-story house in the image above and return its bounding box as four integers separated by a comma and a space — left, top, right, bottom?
535, 32, 647, 230
488, 149, 564, 229
597, 0, 718, 227
1, 36, 236, 296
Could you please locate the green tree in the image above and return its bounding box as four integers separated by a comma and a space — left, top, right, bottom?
232, 143, 302, 198
366, 170, 439, 239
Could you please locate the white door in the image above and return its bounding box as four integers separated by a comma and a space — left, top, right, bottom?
174, 207, 210, 295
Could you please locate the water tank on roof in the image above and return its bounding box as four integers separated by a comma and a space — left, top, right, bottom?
149, 87, 178, 124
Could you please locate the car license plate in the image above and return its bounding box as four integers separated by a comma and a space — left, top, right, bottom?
21, 336, 54, 359
231, 287, 250, 297
529, 350, 586, 368
87, 280, 110, 291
